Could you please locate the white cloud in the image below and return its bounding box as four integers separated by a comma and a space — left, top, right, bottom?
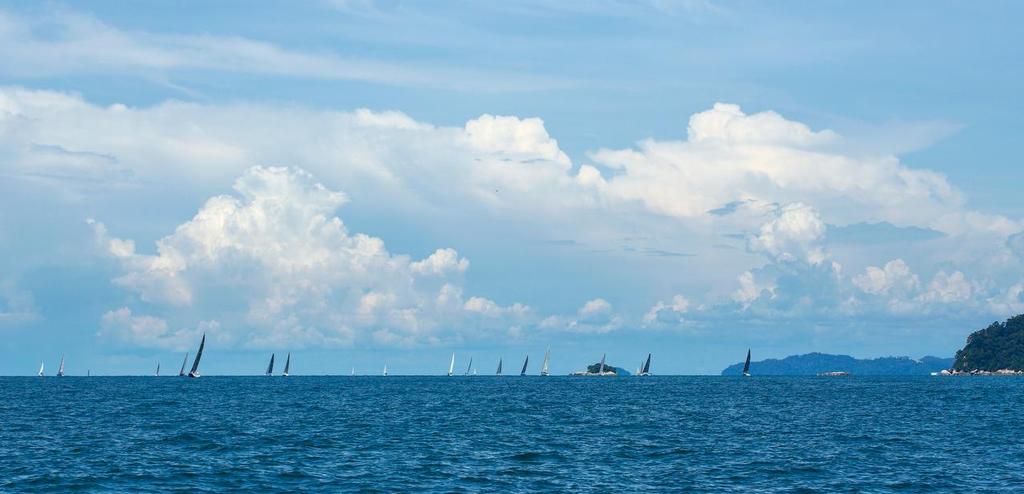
99, 307, 215, 350
0, 9, 564, 92
643, 295, 691, 325
462, 114, 571, 167
92, 166, 529, 348
542, 298, 622, 333
3, 87, 1023, 342
853, 259, 919, 296
747, 203, 827, 264
410, 248, 469, 276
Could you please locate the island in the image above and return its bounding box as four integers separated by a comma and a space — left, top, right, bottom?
720, 352, 953, 376
951, 314, 1024, 374
570, 362, 630, 376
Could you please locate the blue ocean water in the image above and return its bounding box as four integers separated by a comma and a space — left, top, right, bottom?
2, 376, 1022, 492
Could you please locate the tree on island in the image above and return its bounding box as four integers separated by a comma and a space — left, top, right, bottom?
953, 314, 1024, 372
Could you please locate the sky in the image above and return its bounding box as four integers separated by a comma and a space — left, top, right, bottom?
1, 1, 1023, 375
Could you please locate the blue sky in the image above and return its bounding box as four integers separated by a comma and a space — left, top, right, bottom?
1, 1, 1023, 375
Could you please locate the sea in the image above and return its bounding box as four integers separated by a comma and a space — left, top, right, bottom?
2, 376, 1022, 492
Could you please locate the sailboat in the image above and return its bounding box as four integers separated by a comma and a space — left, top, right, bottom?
38, 362, 44, 377
599, 353, 606, 374
638, 353, 652, 376
383, 363, 388, 376
282, 353, 290, 377
540, 347, 550, 376
155, 363, 160, 377
178, 352, 189, 377
351, 367, 355, 376
742, 349, 752, 377
56, 355, 65, 377
447, 353, 455, 377
496, 358, 503, 376
187, 333, 205, 378
520, 355, 529, 376
266, 353, 275, 376
465, 357, 473, 376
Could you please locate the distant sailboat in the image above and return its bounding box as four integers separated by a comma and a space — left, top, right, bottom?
448, 353, 455, 377
465, 357, 473, 376
266, 353, 275, 376
38, 361, 44, 377
155, 363, 160, 377
496, 358, 503, 376
188, 333, 205, 378
742, 349, 752, 377
178, 352, 189, 377
540, 347, 550, 376
599, 353, 606, 374
351, 367, 355, 376
282, 353, 290, 377
56, 355, 65, 377
520, 355, 529, 376
638, 353, 652, 376
383, 363, 388, 376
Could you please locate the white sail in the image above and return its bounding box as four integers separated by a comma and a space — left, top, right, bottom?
57, 355, 65, 377
351, 367, 355, 376
178, 352, 189, 377
448, 353, 455, 377
541, 347, 550, 376
465, 357, 473, 376
599, 353, 606, 374
38, 362, 44, 377
383, 363, 388, 376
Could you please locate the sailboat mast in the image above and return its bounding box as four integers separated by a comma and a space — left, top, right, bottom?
188, 333, 205, 378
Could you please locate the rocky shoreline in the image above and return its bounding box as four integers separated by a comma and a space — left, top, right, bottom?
935, 369, 1024, 376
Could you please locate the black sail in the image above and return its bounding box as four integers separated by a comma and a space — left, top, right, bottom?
496, 358, 503, 375
520, 356, 529, 376
642, 353, 652, 375
266, 353, 275, 376
178, 352, 189, 376
742, 349, 751, 375
189, 334, 205, 377
283, 353, 291, 376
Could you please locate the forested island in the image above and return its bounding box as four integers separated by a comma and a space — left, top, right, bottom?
952, 314, 1024, 372
720, 353, 952, 376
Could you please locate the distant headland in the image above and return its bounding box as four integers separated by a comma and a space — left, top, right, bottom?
720, 353, 953, 376
950, 314, 1024, 375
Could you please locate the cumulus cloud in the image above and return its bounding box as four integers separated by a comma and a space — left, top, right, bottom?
541, 298, 622, 334
747, 203, 827, 264
643, 295, 691, 326
99, 307, 216, 350
92, 166, 529, 348
3, 86, 1023, 342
